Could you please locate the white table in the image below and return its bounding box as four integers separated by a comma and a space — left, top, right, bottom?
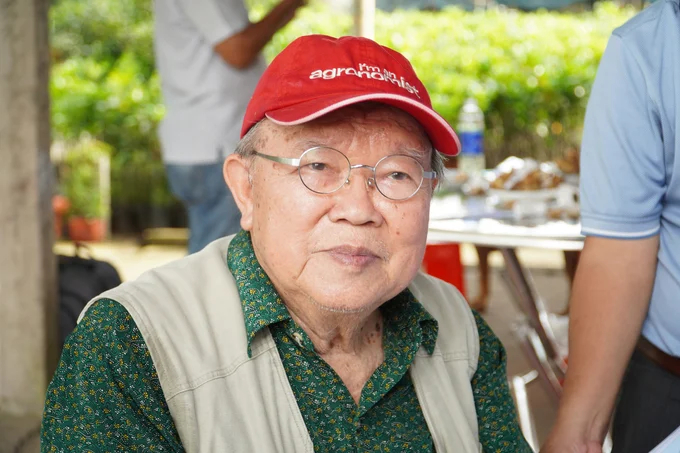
428, 194, 584, 450
429, 194, 583, 249
429, 217, 583, 251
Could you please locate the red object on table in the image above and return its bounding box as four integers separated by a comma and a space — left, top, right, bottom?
422, 243, 466, 297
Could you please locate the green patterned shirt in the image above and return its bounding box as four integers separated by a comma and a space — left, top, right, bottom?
42, 230, 531, 452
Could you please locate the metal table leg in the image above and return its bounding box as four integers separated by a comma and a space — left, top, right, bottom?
509, 370, 540, 452
499, 248, 561, 359
517, 323, 563, 404
500, 248, 567, 403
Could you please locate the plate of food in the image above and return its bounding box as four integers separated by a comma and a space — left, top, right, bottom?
487, 157, 562, 202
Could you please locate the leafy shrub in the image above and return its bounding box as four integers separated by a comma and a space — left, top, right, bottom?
51, 0, 164, 214
59, 137, 112, 219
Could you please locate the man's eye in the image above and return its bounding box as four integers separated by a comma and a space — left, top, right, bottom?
308, 162, 328, 171
388, 171, 410, 181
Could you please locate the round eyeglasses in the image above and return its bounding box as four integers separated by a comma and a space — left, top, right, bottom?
254, 146, 435, 201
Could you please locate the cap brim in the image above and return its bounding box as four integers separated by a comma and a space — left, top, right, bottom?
265, 93, 460, 156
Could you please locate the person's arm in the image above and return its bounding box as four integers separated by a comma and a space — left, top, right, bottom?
542, 30, 665, 452
213, 0, 305, 69
41, 299, 185, 452
542, 236, 658, 452
175, 0, 305, 70
471, 311, 534, 452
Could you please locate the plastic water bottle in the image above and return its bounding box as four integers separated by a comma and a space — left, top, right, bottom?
456, 97, 486, 176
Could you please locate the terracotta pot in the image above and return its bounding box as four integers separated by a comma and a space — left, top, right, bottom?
52, 195, 70, 215
52, 195, 71, 239
67, 217, 106, 242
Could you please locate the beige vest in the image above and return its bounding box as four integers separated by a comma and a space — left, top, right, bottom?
80, 236, 482, 452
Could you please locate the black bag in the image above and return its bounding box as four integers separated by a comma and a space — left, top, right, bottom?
57, 244, 122, 347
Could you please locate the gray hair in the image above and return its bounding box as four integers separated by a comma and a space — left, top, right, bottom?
431, 150, 445, 182
235, 116, 446, 184
235, 120, 264, 160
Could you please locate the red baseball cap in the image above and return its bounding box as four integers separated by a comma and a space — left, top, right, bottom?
241, 34, 460, 156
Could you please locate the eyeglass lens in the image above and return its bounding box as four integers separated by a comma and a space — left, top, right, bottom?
298, 147, 425, 200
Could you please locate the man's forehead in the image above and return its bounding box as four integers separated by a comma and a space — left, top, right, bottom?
265, 104, 432, 149
311, 103, 424, 128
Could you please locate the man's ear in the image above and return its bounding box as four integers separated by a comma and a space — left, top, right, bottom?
224, 154, 254, 231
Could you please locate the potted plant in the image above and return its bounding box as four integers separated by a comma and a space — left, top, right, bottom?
60, 137, 112, 242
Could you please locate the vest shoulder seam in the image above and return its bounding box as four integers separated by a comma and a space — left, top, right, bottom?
164, 345, 277, 400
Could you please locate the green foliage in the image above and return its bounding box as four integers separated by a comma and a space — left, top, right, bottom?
50, 0, 154, 76
59, 138, 112, 219
51, 0, 164, 208
51, 55, 164, 154
50, 0, 636, 214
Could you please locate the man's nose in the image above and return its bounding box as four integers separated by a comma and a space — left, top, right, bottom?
328, 169, 383, 226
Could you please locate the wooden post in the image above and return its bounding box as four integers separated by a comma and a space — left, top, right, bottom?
0, 0, 58, 420
353, 0, 375, 39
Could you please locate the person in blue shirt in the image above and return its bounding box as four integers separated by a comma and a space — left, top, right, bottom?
543, 1, 680, 452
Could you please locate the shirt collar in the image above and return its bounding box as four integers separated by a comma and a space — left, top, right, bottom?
226, 230, 438, 356
383, 289, 438, 355
227, 230, 290, 357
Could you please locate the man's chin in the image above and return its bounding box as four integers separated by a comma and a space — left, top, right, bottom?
313, 302, 373, 314
304, 285, 394, 314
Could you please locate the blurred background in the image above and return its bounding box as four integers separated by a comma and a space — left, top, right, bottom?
0, 0, 644, 451
47, 0, 636, 243
50, 0, 634, 244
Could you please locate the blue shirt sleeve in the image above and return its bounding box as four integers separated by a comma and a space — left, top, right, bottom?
579, 33, 665, 239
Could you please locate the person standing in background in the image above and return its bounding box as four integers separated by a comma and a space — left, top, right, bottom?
153, 0, 305, 254
543, 0, 680, 451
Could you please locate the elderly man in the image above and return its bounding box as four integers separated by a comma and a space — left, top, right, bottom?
42, 35, 531, 452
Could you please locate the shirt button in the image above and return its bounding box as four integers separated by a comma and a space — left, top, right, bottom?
292, 332, 304, 346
